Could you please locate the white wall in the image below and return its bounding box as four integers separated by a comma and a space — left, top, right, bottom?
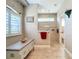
6, 0, 24, 46
57, 0, 72, 53
25, 5, 39, 40
64, 14, 72, 53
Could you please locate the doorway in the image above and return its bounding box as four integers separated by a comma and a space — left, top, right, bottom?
59, 17, 65, 46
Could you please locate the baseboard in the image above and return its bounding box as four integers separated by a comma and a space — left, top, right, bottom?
65, 48, 72, 58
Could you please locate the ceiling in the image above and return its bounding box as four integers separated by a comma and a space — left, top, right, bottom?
18, 0, 64, 13
27, 0, 64, 13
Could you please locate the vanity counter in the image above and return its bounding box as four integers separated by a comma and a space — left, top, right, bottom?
6, 39, 34, 51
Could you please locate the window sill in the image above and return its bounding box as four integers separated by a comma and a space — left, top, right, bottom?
6, 33, 22, 38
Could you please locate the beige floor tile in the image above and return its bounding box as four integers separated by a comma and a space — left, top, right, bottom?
25, 44, 67, 59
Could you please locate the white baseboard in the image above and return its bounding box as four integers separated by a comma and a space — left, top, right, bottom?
65, 48, 72, 58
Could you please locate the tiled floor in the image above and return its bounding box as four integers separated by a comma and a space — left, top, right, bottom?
25, 44, 66, 59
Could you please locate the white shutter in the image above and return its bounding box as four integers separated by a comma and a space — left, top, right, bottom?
6, 8, 10, 34
11, 13, 20, 34
6, 7, 21, 36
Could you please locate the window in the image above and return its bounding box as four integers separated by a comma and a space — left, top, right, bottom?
6, 7, 21, 36
38, 17, 55, 31
38, 18, 55, 22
